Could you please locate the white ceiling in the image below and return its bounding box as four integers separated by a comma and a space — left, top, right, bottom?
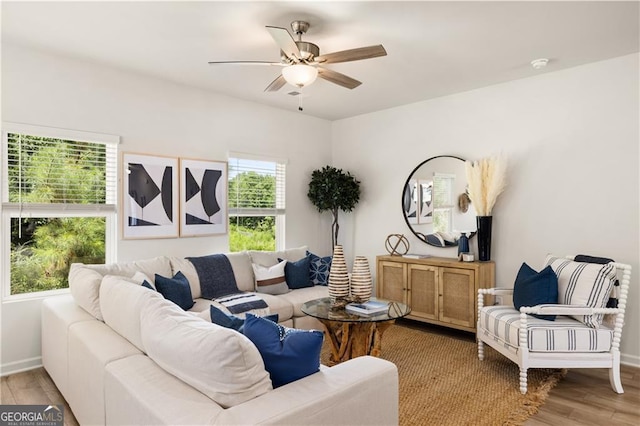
2, 1, 638, 121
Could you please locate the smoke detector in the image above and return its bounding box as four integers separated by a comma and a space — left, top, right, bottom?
531, 58, 549, 70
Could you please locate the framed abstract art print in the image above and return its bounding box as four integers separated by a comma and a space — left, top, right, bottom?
179, 158, 228, 237
122, 153, 179, 239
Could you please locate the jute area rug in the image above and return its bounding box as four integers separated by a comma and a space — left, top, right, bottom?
321, 322, 566, 426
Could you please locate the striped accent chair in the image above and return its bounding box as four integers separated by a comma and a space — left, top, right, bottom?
477, 255, 632, 394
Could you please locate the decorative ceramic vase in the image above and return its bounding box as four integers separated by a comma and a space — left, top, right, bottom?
476, 216, 493, 262
350, 256, 373, 302
328, 245, 350, 303
457, 232, 469, 255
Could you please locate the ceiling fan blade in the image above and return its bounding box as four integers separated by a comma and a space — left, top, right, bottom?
317, 67, 362, 89
264, 74, 286, 92
315, 45, 387, 64
266, 26, 301, 60
208, 61, 284, 66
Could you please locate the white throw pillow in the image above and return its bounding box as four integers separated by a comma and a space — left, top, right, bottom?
544, 255, 616, 328
100, 275, 163, 352
252, 261, 289, 295
140, 297, 272, 408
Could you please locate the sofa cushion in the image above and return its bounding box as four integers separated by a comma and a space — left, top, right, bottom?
168, 257, 201, 298
140, 297, 272, 408
279, 285, 331, 317
252, 261, 289, 295
243, 314, 323, 388
69, 264, 105, 320
100, 275, 164, 352
155, 271, 195, 310
132, 271, 156, 290
70, 257, 172, 320
85, 256, 172, 280
226, 252, 255, 292
512, 263, 558, 321
279, 256, 313, 289
544, 255, 616, 328
479, 305, 613, 353
248, 246, 308, 267
307, 251, 332, 286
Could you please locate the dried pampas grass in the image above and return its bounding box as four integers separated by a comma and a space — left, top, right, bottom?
465, 154, 507, 216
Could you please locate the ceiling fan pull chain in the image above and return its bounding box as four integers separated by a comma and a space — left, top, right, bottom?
298, 92, 304, 111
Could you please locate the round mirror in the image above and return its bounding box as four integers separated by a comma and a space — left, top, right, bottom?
402, 155, 477, 248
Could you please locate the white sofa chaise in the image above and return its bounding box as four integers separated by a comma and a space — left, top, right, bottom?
42, 248, 399, 425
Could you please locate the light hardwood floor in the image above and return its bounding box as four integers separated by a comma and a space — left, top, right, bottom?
1, 363, 638, 425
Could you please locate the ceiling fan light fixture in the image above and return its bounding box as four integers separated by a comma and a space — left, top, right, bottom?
282, 64, 318, 88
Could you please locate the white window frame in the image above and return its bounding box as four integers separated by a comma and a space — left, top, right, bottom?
228, 151, 287, 251
1, 122, 119, 300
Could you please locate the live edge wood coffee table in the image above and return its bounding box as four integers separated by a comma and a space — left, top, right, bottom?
302, 297, 410, 365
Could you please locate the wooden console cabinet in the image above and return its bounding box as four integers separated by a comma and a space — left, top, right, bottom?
376, 255, 495, 332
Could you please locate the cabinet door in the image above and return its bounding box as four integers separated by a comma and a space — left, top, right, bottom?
377, 261, 407, 304
408, 264, 438, 321
438, 267, 475, 328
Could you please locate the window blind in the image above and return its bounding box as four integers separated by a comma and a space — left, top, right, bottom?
4, 132, 117, 210
228, 156, 286, 216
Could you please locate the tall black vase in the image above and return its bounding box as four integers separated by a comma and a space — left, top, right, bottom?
476, 216, 493, 262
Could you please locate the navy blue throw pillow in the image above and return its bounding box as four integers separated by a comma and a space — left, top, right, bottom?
154, 271, 195, 311
208, 305, 278, 333
243, 314, 323, 388
306, 251, 332, 286
278, 256, 313, 289
141, 280, 155, 290
513, 263, 558, 321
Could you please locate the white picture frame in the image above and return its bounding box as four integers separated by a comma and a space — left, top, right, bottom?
122, 152, 179, 239
179, 158, 228, 237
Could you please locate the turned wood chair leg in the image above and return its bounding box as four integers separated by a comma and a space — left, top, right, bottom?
519, 368, 528, 394
477, 339, 484, 361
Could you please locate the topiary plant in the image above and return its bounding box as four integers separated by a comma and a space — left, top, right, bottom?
307, 166, 361, 247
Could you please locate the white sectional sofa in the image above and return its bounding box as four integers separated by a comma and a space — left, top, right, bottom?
41, 248, 399, 425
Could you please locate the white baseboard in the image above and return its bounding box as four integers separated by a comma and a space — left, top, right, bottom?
621, 353, 640, 368
0, 356, 43, 377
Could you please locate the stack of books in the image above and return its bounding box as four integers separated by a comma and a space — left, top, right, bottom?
345, 300, 389, 316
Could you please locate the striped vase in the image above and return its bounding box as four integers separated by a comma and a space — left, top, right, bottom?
350, 256, 373, 302
328, 245, 350, 303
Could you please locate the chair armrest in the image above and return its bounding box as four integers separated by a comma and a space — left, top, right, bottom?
218, 356, 398, 426
478, 288, 514, 296
519, 304, 623, 316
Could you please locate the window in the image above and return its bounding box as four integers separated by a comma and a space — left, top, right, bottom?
432, 173, 455, 233
228, 153, 286, 252
2, 123, 118, 297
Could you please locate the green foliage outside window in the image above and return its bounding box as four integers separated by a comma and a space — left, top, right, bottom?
228, 168, 277, 251
8, 134, 107, 295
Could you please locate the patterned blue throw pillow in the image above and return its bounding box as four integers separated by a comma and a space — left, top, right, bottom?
306, 250, 332, 286
243, 314, 323, 388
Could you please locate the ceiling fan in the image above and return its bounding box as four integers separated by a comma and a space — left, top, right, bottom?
208, 20, 387, 92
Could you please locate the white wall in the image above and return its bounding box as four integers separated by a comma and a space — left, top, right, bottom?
332, 54, 640, 365
0, 43, 333, 373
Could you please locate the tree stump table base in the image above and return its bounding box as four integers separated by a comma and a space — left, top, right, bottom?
319, 319, 395, 365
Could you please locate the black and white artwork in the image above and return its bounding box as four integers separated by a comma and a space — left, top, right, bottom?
403, 179, 418, 225
180, 158, 227, 236
418, 179, 433, 224
123, 153, 179, 239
